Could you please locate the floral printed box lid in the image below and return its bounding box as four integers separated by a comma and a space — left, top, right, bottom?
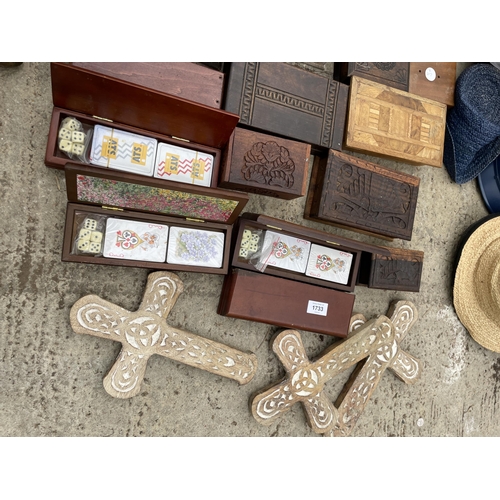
64, 163, 248, 225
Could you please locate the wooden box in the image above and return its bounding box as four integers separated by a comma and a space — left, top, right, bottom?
223, 62, 349, 153
218, 268, 355, 338
62, 164, 248, 274
344, 76, 447, 167
335, 62, 456, 107
71, 62, 225, 109
304, 150, 420, 240
218, 127, 311, 199
233, 213, 425, 293
45, 62, 239, 188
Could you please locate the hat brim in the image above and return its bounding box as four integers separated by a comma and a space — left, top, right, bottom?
478, 156, 500, 213
454, 214, 500, 351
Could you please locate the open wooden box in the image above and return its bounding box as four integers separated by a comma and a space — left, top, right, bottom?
45, 62, 240, 188
62, 163, 248, 274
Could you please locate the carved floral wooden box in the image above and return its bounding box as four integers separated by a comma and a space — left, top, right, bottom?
344, 76, 447, 167
304, 150, 420, 240
218, 268, 355, 338
45, 62, 239, 187
218, 127, 311, 199
232, 213, 425, 293
335, 62, 456, 107
62, 164, 248, 274
223, 62, 349, 153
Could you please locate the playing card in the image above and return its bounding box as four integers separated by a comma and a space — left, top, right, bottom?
90, 125, 157, 176
154, 142, 214, 187
103, 218, 169, 262
166, 226, 224, 268
305, 244, 353, 285
258, 231, 311, 273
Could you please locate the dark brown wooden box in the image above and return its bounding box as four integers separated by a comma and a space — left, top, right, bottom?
218, 268, 355, 338
234, 213, 425, 293
304, 150, 420, 241
62, 164, 248, 274
45, 62, 239, 187
71, 62, 225, 109
335, 62, 456, 107
344, 76, 447, 168
218, 127, 311, 199
223, 62, 349, 153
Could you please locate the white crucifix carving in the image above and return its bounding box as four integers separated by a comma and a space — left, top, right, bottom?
70, 271, 258, 399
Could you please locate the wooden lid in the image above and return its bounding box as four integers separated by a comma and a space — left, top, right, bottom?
65, 163, 248, 225
51, 62, 239, 149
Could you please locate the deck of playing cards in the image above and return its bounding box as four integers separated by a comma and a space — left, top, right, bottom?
90, 125, 157, 176
306, 244, 353, 285
166, 227, 224, 268
103, 218, 169, 262
258, 231, 311, 273
154, 142, 214, 187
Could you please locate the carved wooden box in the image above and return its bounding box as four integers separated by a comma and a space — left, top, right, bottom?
71, 62, 225, 109
218, 127, 311, 199
344, 76, 447, 167
62, 164, 248, 274
304, 150, 420, 240
223, 62, 349, 153
336, 62, 456, 107
218, 268, 355, 338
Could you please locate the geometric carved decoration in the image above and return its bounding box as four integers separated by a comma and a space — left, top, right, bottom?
345, 76, 447, 167
251, 301, 420, 436
70, 272, 258, 399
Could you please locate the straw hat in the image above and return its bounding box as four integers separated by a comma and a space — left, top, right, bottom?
444, 63, 500, 184
454, 214, 500, 351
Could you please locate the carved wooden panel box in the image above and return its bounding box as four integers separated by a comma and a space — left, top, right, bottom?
357, 247, 424, 292
218, 268, 355, 338
223, 62, 349, 152
344, 76, 447, 167
304, 150, 420, 240
70, 62, 225, 108
218, 127, 311, 199
336, 62, 456, 107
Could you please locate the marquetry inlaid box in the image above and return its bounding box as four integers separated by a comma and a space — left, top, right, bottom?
335, 62, 456, 107
223, 62, 349, 153
344, 76, 447, 167
218, 127, 311, 199
304, 150, 420, 240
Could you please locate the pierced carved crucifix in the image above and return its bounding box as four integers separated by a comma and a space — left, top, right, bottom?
70, 272, 258, 399
251, 301, 420, 436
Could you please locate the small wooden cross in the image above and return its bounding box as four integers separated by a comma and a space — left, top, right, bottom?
70, 271, 258, 399
328, 300, 421, 437
251, 300, 420, 435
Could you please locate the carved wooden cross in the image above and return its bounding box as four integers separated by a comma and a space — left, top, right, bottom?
251, 301, 420, 435
70, 272, 258, 399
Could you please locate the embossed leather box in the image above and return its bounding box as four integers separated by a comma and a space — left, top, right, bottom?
71, 62, 225, 108
336, 62, 456, 107
232, 213, 424, 293
218, 268, 355, 338
223, 62, 349, 153
62, 163, 248, 274
344, 76, 447, 167
304, 150, 420, 240
218, 127, 311, 199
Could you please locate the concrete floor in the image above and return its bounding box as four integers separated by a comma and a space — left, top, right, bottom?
1, 62, 496, 438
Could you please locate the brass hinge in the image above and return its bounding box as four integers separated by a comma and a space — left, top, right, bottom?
266, 225, 282, 231
93, 115, 113, 123
186, 217, 204, 223
326, 240, 340, 246
172, 136, 190, 143
102, 206, 124, 211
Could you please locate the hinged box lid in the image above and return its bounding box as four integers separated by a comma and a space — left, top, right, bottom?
65, 163, 249, 225
51, 62, 239, 149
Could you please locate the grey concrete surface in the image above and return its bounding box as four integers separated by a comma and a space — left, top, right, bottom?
0, 62, 496, 438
